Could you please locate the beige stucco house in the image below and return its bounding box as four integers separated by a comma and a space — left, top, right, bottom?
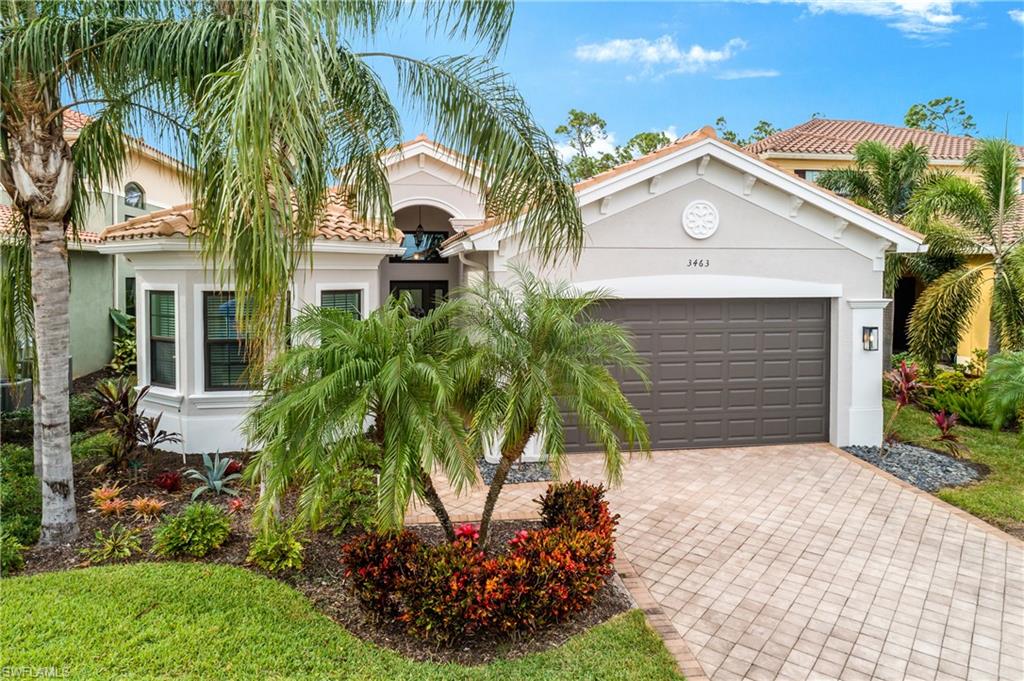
746, 119, 1024, 362
1, 110, 189, 379
98, 127, 924, 454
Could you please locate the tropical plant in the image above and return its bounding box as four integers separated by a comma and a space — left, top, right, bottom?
108, 308, 137, 377
0, 531, 26, 576
925, 390, 992, 429
129, 496, 167, 520
983, 351, 1024, 430
246, 297, 477, 541
185, 453, 241, 500
152, 502, 231, 558
2, 0, 581, 548
247, 523, 305, 573
136, 414, 182, 456
816, 140, 935, 367
931, 410, 970, 459
226, 497, 246, 515
908, 139, 1024, 364
457, 270, 650, 546
883, 361, 927, 451
0, 444, 41, 546
70, 430, 117, 463
91, 379, 148, 472
80, 523, 142, 564
152, 470, 182, 493
89, 483, 125, 506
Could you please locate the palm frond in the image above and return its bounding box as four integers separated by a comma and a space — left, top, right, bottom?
983, 352, 1024, 430
908, 265, 985, 366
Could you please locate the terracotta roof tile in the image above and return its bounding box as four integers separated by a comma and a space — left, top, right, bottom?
0, 203, 102, 244
100, 197, 401, 244
746, 119, 1024, 161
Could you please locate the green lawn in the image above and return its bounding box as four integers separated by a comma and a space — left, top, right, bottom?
0, 562, 682, 680
886, 399, 1024, 531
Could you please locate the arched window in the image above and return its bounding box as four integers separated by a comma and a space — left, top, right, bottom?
124, 182, 145, 209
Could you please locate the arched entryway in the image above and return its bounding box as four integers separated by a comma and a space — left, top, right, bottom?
380, 204, 461, 316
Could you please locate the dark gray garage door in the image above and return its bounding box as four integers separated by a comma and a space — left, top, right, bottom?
565, 298, 830, 451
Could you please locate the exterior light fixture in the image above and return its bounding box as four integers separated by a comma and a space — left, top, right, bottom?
862, 326, 879, 351
414, 205, 425, 247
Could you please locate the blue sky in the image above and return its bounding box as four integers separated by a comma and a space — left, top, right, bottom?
373, 0, 1024, 150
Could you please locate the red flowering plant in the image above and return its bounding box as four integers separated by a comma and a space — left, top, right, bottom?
341, 531, 421, 617
224, 458, 244, 476
931, 410, 970, 459
226, 497, 246, 514
153, 470, 182, 492
883, 361, 928, 454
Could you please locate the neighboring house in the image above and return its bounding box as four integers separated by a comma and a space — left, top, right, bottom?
746, 118, 1024, 362
0, 110, 189, 379
99, 127, 924, 454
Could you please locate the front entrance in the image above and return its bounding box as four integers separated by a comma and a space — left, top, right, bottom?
391, 281, 448, 317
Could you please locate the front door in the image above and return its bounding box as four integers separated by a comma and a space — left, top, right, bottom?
390, 281, 448, 317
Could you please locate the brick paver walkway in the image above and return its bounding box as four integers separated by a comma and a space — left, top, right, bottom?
418, 444, 1024, 681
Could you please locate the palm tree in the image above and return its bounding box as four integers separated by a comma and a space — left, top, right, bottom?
907, 138, 1024, 365
458, 270, 651, 547
2, 1, 582, 545
245, 298, 478, 542
983, 351, 1024, 431
816, 140, 932, 368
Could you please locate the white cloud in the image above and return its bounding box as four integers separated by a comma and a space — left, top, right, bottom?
574, 36, 747, 76
789, 1, 963, 37
1010, 9, 1024, 25
715, 69, 782, 80
555, 130, 618, 161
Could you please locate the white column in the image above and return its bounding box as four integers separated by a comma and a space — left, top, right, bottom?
844, 298, 889, 446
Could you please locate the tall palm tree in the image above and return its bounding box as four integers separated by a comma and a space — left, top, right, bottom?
245, 298, 478, 541
2, 1, 582, 545
458, 270, 651, 547
816, 140, 932, 368
907, 139, 1024, 365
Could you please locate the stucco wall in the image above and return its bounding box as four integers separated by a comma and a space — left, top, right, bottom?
69, 250, 114, 377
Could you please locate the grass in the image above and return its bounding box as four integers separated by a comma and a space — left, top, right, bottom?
0, 562, 682, 680
886, 399, 1024, 529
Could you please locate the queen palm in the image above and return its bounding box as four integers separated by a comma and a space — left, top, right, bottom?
816, 140, 932, 368
2, 1, 582, 545
245, 298, 477, 541
907, 138, 1024, 365
458, 270, 651, 547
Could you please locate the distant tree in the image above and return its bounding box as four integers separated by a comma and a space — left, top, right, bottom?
714, 117, 780, 146
904, 97, 976, 136
556, 110, 671, 182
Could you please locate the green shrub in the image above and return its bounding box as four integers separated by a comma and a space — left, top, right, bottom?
321, 466, 377, 535
247, 523, 305, 573
926, 389, 992, 429
0, 444, 41, 545
0, 408, 33, 445
152, 502, 231, 558
70, 430, 117, 462
68, 394, 96, 433
891, 351, 917, 369
928, 369, 978, 397
1, 531, 26, 576
81, 523, 142, 564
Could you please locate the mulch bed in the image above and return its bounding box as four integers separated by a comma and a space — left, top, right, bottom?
18, 449, 632, 665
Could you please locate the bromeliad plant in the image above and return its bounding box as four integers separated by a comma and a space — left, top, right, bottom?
185, 453, 242, 500
80, 524, 142, 565
457, 270, 650, 547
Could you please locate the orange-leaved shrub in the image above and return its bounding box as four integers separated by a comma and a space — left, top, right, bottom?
342, 481, 618, 643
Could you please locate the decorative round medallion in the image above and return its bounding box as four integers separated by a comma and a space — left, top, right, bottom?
682, 200, 719, 240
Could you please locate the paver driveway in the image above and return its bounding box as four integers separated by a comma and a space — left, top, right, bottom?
422, 443, 1024, 680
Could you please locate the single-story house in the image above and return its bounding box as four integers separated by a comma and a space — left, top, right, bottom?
746, 118, 1024, 362
98, 127, 924, 454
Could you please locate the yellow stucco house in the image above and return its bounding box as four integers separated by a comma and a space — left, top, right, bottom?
1, 110, 189, 380
746, 119, 1024, 363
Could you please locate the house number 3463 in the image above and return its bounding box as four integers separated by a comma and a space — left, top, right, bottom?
687, 258, 710, 268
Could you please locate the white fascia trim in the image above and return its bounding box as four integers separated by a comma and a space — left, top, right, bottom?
311, 241, 405, 256
188, 392, 262, 410
67, 240, 103, 252
382, 141, 482, 180
97, 238, 196, 254
438, 236, 475, 257
760, 151, 1024, 169
572, 274, 843, 300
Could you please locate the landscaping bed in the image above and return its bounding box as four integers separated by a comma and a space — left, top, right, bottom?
477, 458, 554, 485
842, 442, 985, 492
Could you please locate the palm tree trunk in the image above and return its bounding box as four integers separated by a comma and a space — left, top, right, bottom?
419, 471, 454, 542
31, 217, 78, 544
478, 435, 529, 548
988, 259, 1003, 358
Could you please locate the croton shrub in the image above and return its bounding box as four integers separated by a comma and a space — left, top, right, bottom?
342, 481, 618, 643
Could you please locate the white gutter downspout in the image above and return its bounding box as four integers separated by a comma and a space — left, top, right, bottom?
458, 251, 488, 283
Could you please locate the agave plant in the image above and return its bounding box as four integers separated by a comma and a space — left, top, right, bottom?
185, 453, 242, 501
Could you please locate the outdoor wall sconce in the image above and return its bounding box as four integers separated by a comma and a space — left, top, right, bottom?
862, 326, 879, 351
